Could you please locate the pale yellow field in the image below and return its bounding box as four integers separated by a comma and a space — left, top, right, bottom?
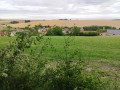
1, 20, 120, 29
0, 20, 27, 25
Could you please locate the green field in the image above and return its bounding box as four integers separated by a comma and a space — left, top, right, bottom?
1, 36, 120, 89
0, 36, 120, 61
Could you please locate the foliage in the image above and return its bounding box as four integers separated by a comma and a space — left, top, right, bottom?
46, 28, 53, 36
0, 32, 47, 90
46, 26, 64, 36
25, 20, 31, 23
40, 37, 103, 90
80, 32, 99, 36
25, 25, 31, 30
10, 21, 19, 24
2, 26, 15, 36
97, 29, 107, 33
83, 26, 116, 31
71, 26, 80, 36
0, 30, 119, 89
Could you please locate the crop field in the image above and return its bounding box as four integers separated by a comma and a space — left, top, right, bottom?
0, 19, 26, 25
7, 20, 120, 29
0, 20, 120, 29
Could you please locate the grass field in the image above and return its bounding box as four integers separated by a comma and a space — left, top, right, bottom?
0, 36, 120, 88
0, 36, 120, 61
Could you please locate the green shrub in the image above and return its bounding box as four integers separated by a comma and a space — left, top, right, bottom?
83, 26, 116, 31
40, 37, 103, 90
10, 21, 19, 24
25, 20, 31, 23
80, 32, 99, 36
46, 26, 64, 36
71, 26, 80, 36
46, 28, 53, 36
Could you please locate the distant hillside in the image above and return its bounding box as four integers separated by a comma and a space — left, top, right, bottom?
5, 20, 120, 29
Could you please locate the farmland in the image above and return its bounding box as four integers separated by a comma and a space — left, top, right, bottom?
0, 20, 120, 29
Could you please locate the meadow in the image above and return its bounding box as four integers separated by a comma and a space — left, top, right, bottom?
1, 35, 120, 89
0, 36, 120, 61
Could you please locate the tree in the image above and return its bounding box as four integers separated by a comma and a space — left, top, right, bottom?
52, 26, 64, 36
46, 26, 64, 36
71, 26, 80, 36
25, 20, 31, 23
25, 25, 31, 30
2, 26, 13, 36
46, 28, 53, 36
10, 21, 19, 24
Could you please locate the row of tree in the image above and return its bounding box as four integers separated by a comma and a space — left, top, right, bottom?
46, 26, 99, 36
10, 20, 31, 24
83, 26, 116, 31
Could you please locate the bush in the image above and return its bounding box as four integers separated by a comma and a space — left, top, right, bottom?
40, 37, 103, 90
83, 26, 116, 31
46, 26, 64, 36
80, 32, 99, 36
97, 29, 107, 33
10, 21, 19, 24
46, 28, 53, 36
71, 26, 80, 36
25, 20, 31, 23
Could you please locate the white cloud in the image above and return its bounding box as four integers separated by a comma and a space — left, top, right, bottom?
0, 0, 120, 19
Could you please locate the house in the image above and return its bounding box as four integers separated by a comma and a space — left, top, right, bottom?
107, 29, 120, 35
0, 32, 8, 36
100, 29, 120, 36
63, 28, 72, 34
38, 28, 48, 34
100, 32, 107, 36
10, 29, 25, 36
81, 27, 84, 31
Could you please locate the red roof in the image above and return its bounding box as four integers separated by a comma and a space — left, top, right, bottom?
80, 31, 97, 33
0, 32, 8, 36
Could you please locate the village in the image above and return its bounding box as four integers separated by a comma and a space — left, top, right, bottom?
0, 25, 120, 36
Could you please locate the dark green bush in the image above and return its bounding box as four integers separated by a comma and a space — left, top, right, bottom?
83, 26, 116, 31
25, 20, 31, 23
46, 26, 64, 36
10, 21, 19, 24
71, 26, 80, 36
80, 32, 99, 36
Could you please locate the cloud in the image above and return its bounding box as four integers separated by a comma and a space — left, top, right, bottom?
0, 0, 120, 19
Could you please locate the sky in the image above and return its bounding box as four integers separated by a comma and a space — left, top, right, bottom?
0, 0, 120, 20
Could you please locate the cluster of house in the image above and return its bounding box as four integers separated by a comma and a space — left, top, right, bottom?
0, 32, 8, 36
38, 27, 49, 34
10, 29, 25, 36
1, 26, 120, 36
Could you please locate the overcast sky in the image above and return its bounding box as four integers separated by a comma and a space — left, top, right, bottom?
0, 0, 120, 20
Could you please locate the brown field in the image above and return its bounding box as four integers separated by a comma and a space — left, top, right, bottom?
0, 20, 41, 31
0, 20, 120, 29
0, 20, 26, 25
